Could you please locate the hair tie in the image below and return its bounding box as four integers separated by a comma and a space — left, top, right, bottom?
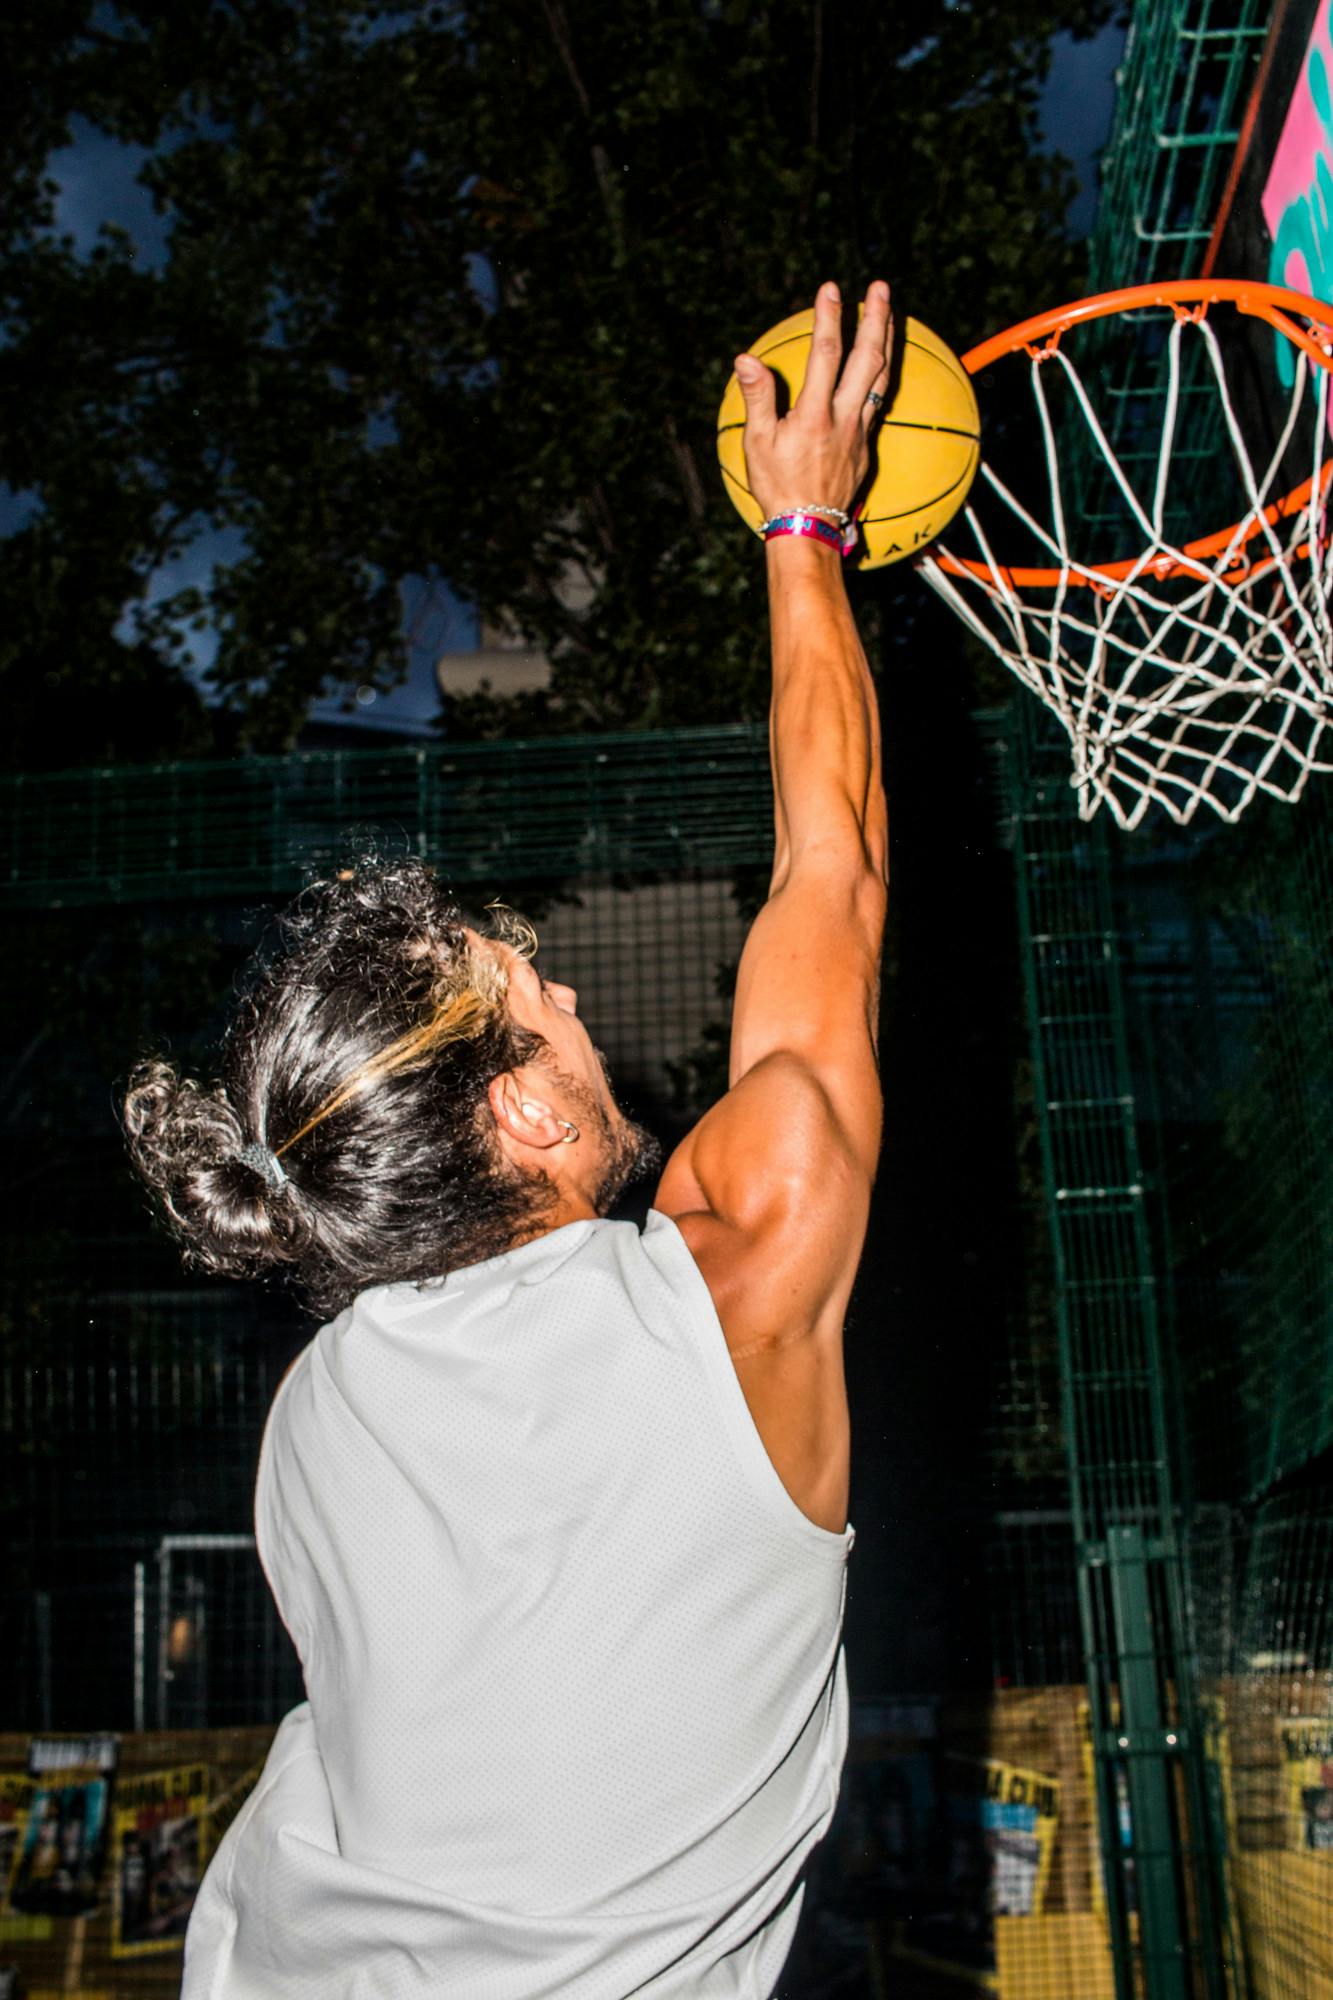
239, 1141, 288, 1191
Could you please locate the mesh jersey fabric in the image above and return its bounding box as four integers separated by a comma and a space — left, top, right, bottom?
182, 1207, 854, 2000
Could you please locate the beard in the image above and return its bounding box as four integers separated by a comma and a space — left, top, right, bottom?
563, 1046, 664, 1215
591, 1107, 664, 1213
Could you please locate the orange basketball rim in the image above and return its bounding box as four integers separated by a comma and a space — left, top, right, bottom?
932, 278, 1333, 592
915, 277, 1333, 828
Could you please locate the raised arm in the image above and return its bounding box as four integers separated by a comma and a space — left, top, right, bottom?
655, 280, 891, 1534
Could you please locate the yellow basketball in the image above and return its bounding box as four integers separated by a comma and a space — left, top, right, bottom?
716, 307, 981, 568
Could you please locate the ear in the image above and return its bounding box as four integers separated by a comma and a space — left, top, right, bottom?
487, 1072, 567, 1153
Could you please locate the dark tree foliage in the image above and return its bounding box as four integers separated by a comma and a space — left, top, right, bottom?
0, 0, 1115, 762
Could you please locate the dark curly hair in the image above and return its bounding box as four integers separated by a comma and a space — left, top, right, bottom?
122, 858, 556, 1317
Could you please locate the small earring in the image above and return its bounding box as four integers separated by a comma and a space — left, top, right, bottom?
559, 1120, 580, 1144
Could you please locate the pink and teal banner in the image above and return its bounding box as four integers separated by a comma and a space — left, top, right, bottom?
1263, 0, 1333, 383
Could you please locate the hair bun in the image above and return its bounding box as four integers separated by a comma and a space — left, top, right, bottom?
123, 1059, 306, 1281
122, 857, 559, 1317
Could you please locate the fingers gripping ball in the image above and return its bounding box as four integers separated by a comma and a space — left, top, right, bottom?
717, 307, 981, 568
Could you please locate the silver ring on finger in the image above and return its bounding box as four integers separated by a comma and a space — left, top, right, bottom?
865, 389, 885, 409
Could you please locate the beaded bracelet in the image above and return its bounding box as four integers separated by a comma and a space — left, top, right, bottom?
760, 509, 859, 557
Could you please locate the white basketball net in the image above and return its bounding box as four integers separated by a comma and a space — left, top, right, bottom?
918, 309, 1333, 828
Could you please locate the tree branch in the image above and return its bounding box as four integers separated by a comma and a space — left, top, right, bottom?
664, 414, 707, 535
810, 0, 824, 149
538, 0, 626, 259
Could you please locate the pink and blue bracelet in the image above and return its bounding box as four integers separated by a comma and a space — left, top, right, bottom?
759, 506, 860, 558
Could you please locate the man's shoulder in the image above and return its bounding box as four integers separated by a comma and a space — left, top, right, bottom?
656, 1051, 859, 1238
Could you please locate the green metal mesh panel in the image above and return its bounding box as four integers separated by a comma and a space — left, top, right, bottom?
1, 727, 771, 910
1009, 701, 1229, 2000
1009, 710, 1175, 1552
1091, 0, 1269, 288
1116, 790, 1333, 1999
2, 1239, 315, 1729
1133, 795, 1333, 1503
1060, 0, 1270, 543
988, 1510, 1085, 1690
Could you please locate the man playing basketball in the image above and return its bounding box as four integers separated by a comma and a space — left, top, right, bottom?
124, 278, 891, 1998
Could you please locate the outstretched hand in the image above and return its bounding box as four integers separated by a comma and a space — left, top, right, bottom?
735, 279, 892, 525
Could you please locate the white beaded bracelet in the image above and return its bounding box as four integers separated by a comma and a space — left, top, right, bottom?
793, 503, 852, 527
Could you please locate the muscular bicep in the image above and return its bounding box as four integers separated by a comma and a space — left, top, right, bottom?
729, 851, 886, 1181
655, 832, 885, 1353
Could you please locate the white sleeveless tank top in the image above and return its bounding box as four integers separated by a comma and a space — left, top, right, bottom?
183, 1209, 853, 1999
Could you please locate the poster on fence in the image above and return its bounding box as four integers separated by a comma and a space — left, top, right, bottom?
204, 1758, 266, 1851
957, 1755, 1060, 1920
0, 1774, 56, 1943
0, 1776, 34, 1911
7, 1733, 117, 1918
1277, 1717, 1333, 1854
893, 1753, 1061, 1988
111, 1762, 210, 1956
